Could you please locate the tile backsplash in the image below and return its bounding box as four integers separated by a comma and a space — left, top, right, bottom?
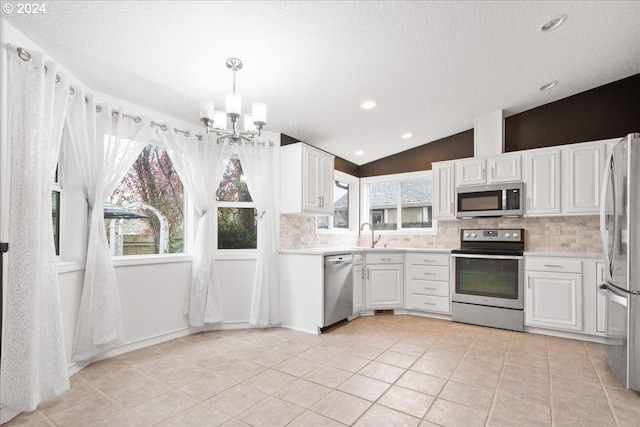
280, 214, 602, 254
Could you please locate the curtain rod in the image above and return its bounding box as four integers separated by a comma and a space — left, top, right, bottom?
15, 46, 273, 147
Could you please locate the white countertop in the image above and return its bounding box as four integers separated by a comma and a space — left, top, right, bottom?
523, 251, 603, 259
279, 247, 452, 256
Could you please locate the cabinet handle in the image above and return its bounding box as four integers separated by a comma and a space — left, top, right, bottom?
423, 272, 436, 276
491, 167, 495, 180
361, 269, 365, 280
543, 264, 563, 268
423, 302, 437, 306
367, 269, 370, 280
423, 287, 436, 290
381, 258, 392, 261
423, 259, 436, 263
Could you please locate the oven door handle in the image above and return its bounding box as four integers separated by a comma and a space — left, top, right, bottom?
452, 253, 523, 260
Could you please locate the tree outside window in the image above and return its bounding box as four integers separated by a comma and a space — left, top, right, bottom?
216, 157, 257, 250
108, 144, 184, 255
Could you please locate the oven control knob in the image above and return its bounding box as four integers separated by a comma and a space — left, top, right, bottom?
464, 233, 470, 238
471, 233, 477, 238
505, 233, 511, 238
512, 232, 519, 238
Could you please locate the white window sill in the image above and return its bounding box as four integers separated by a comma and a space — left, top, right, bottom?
112, 254, 193, 267
363, 228, 438, 236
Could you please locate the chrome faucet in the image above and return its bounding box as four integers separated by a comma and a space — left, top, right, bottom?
360, 222, 381, 248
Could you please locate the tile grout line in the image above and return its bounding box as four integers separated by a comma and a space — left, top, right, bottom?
484, 329, 515, 427
583, 341, 621, 427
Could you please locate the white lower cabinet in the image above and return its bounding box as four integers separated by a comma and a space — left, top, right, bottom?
404, 253, 451, 314
365, 253, 404, 310
525, 257, 583, 332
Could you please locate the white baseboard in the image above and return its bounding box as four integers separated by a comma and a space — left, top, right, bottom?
524, 326, 606, 344
67, 326, 201, 376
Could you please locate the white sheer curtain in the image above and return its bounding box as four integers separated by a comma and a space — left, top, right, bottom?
237, 143, 281, 326
0, 46, 69, 414
66, 92, 153, 361
158, 131, 231, 326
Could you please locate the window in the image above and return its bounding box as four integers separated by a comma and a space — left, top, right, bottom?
107, 145, 185, 256
216, 156, 257, 250
316, 171, 359, 231
362, 171, 433, 232
52, 164, 61, 256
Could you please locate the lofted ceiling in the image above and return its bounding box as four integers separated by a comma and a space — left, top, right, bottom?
3, 1, 639, 165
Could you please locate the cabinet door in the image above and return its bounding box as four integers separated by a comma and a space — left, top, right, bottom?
524, 149, 561, 215
489, 154, 521, 183
525, 271, 583, 331
353, 264, 364, 315
433, 162, 455, 219
456, 159, 486, 186
565, 143, 604, 213
302, 146, 334, 214
365, 264, 403, 309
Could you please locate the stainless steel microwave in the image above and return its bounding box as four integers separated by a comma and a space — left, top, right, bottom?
455, 182, 524, 219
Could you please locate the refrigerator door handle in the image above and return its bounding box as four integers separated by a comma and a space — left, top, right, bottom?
598, 283, 628, 307
599, 147, 617, 278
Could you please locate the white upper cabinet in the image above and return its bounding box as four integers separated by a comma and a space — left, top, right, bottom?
433, 161, 455, 219
456, 158, 486, 186
281, 142, 334, 215
455, 154, 521, 186
489, 153, 521, 183
523, 148, 561, 216
562, 140, 605, 214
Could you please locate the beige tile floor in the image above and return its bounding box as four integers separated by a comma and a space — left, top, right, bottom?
5, 315, 640, 426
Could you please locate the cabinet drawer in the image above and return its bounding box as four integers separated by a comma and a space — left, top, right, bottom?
526, 258, 582, 274
406, 253, 449, 267
406, 294, 450, 313
366, 253, 404, 264
406, 280, 449, 297
406, 265, 449, 281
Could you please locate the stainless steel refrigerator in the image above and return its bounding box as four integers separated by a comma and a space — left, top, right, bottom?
599, 132, 640, 391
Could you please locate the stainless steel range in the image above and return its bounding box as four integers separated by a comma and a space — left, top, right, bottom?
451, 228, 525, 331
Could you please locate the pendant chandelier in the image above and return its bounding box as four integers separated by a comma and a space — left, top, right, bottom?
199, 58, 267, 145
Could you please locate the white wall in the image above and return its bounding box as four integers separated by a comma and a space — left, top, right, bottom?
1, 19, 271, 372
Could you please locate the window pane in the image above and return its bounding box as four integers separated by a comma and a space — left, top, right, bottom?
107, 145, 184, 255
369, 181, 397, 230
218, 207, 257, 249
317, 216, 329, 229
52, 191, 60, 256
216, 157, 252, 202
401, 178, 433, 228
333, 180, 349, 229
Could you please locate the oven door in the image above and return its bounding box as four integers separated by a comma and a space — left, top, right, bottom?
452, 253, 524, 309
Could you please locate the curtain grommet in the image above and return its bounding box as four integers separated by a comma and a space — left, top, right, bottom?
17, 47, 32, 62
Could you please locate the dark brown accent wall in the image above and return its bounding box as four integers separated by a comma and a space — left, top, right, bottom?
505, 73, 640, 152
358, 130, 474, 177
280, 133, 359, 176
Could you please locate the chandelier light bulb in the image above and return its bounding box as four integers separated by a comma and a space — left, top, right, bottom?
252, 102, 267, 125
226, 93, 242, 116
199, 100, 215, 120
213, 111, 227, 130
244, 113, 257, 133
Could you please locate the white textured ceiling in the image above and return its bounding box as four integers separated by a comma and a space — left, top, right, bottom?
4, 1, 640, 165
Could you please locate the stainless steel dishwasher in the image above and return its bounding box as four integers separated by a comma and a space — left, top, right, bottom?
322, 254, 353, 331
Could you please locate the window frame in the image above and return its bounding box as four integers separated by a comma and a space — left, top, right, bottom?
316, 170, 360, 233
108, 143, 187, 258
360, 170, 436, 235
214, 155, 258, 254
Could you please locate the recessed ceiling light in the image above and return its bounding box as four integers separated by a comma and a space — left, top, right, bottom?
541, 14, 567, 32
539, 80, 559, 91
361, 100, 376, 110
401, 133, 413, 139
354, 150, 365, 156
